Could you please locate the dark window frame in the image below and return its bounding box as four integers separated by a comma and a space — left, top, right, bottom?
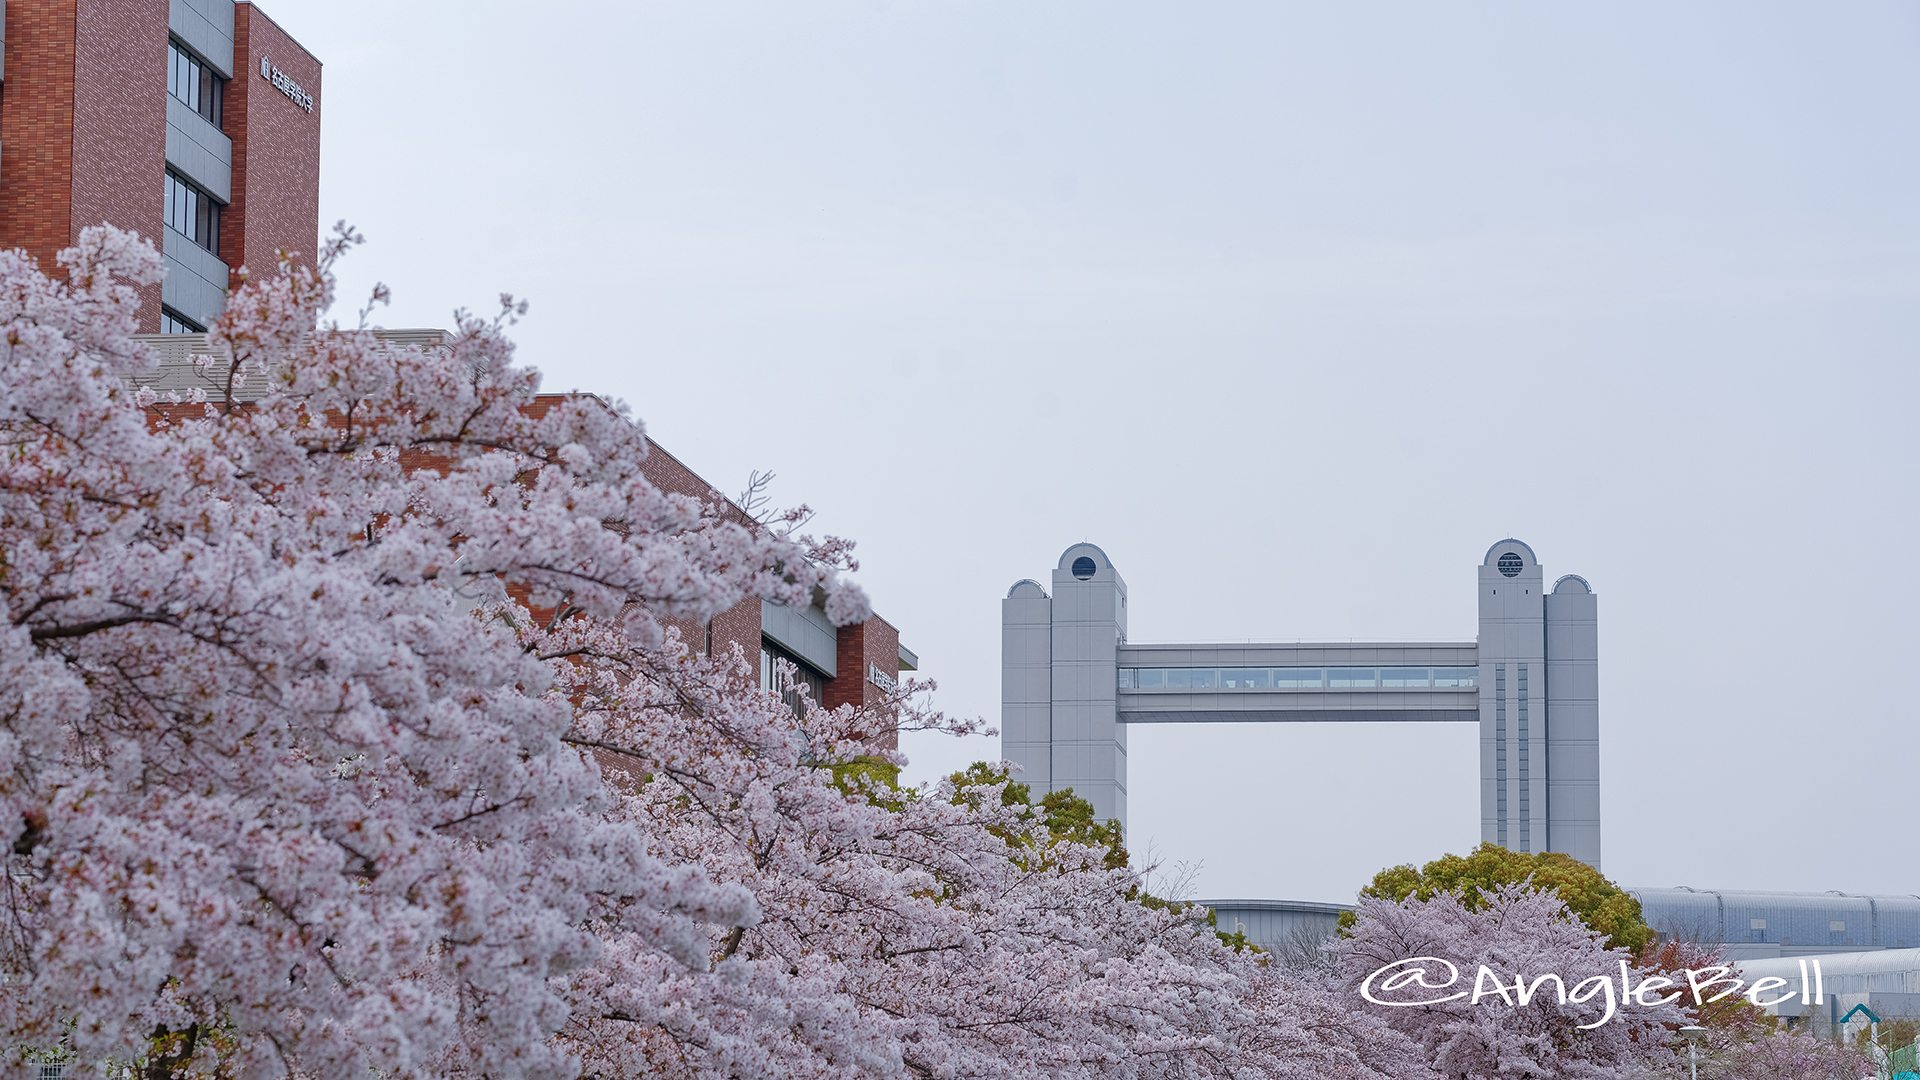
760, 638, 827, 715
167, 38, 225, 129
163, 170, 223, 257
160, 307, 205, 334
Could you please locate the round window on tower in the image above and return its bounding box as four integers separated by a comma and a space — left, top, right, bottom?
1497, 552, 1524, 577
1071, 556, 1097, 580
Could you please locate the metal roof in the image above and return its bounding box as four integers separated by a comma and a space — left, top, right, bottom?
1628, 887, 1920, 949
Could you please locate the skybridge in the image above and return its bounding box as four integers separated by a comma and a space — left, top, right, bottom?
1001, 539, 1601, 867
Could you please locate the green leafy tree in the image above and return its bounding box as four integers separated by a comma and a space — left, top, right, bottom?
828, 754, 907, 811
944, 764, 1263, 952
946, 763, 1128, 870
1340, 841, 1653, 952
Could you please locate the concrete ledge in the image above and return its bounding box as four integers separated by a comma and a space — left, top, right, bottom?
166, 96, 232, 201
761, 600, 837, 678
161, 228, 229, 327
1121, 706, 1479, 724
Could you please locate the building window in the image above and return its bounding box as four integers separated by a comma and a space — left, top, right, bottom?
1495, 664, 1507, 846
164, 171, 222, 255
1117, 667, 1477, 691
169, 39, 224, 127
760, 639, 825, 714
160, 307, 205, 334
1518, 664, 1529, 851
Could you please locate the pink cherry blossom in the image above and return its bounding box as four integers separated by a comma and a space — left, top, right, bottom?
3, 223, 1731, 1080
0, 224, 859, 1080
1333, 884, 1686, 1079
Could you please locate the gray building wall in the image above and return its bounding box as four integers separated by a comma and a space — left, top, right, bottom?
163, 0, 238, 328
1119, 641, 1479, 724
161, 228, 230, 330
169, 0, 235, 77
1633, 887, 1920, 958
167, 93, 232, 201
1733, 948, 1920, 1023
760, 599, 839, 677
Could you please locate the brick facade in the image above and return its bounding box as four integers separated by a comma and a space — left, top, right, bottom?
632, 433, 764, 661
224, 3, 318, 287
826, 617, 902, 750
1, 0, 81, 278
626, 419, 913, 718
71, 0, 166, 323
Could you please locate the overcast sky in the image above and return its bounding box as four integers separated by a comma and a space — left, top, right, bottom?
264, 0, 1919, 903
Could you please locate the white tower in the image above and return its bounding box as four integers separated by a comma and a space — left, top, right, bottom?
1478, 540, 1548, 856
1477, 539, 1602, 868
1000, 543, 1128, 824
1544, 573, 1602, 867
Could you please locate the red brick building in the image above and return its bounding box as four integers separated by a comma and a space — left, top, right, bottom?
1, 0, 320, 333
634, 431, 916, 737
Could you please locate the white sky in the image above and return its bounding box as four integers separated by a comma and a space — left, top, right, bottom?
264, 0, 1919, 902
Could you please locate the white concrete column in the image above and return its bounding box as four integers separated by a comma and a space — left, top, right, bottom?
1545, 574, 1602, 868
1001, 579, 1054, 792
1047, 544, 1128, 829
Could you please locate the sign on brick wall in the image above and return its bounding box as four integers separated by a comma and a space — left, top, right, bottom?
260, 57, 314, 112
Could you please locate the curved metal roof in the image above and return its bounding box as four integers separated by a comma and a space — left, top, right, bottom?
1482, 538, 1539, 565
1200, 898, 1354, 915
1629, 887, 1920, 948
1735, 948, 1920, 995
1056, 542, 1117, 571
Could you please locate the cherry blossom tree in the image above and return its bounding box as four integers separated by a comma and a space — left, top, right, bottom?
0, 224, 866, 1080
1630, 941, 1877, 1080
22, 221, 1734, 1080
1333, 884, 1686, 1080
1714, 1025, 1874, 1080
545, 619, 1394, 1080
0, 224, 1442, 1080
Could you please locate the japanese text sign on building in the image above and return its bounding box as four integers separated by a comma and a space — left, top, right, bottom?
260, 57, 314, 113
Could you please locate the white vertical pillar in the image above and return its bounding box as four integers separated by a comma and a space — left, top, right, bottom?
1001, 579, 1054, 793
1048, 544, 1128, 830
1545, 574, 1602, 869
1478, 539, 1547, 854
